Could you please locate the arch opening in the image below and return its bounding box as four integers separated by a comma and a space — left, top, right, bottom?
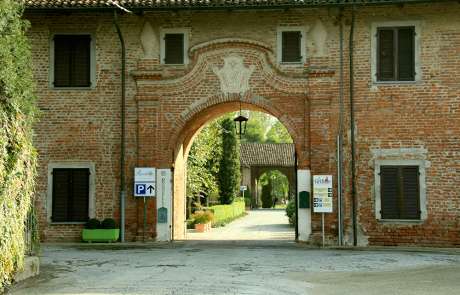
171, 101, 298, 241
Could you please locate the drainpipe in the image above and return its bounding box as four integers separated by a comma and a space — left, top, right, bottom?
348, 7, 357, 247
113, 10, 126, 243
337, 9, 344, 247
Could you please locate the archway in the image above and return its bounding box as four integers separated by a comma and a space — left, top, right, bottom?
171, 100, 299, 240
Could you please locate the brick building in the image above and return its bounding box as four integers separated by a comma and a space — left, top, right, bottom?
24, 0, 459, 246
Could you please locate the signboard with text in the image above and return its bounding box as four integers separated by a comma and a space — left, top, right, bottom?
134, 168, 156, 197
313, 175, 333, 213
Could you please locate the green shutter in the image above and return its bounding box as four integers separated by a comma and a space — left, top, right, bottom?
397, 27, 415, 81
164, 34, 184, 64
54, 35, 91, 87
401, 166, 420, 219
380, 166, 400, 219
377, 28, 395, 81
282, 31, 302, 63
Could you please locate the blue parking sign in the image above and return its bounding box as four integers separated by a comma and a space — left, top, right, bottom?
136, 184, 146, 195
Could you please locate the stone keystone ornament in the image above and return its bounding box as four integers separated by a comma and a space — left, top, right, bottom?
212, 54, 255, 96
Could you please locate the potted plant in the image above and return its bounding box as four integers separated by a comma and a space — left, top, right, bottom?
192, 210, 214, 233
82, 218, 120, 242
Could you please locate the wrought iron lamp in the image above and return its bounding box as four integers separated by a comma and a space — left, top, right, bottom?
234, 102, 248, 138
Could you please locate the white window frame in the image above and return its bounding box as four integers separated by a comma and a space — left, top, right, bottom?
277, 26, 307, 65
371, 21, 421, 84
374, 159, 427, 222
49, 32, 96, 90
46, 162, 96, 224
160, 28, 190, 65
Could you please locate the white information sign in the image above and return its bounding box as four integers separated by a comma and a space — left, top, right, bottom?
313, 175, 333, 213
240, 185, 247, 191
134, 168, 156, 197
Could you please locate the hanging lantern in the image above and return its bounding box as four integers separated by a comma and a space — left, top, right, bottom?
233, 114, 248, 138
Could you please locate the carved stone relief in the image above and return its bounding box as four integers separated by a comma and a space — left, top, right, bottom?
140, 21, 159, 59
212, 54, 255, 96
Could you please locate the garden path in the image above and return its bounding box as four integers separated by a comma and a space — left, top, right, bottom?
186, 209, 295, 241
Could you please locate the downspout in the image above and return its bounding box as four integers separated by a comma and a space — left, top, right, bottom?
337, 9, 344, 247
113, 10, 126, 243
348, 7, 357, 246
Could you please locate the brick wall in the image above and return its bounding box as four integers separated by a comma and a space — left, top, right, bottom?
25, 2, 460, 246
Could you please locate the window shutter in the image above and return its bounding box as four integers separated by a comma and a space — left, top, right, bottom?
377, 29, 395, 81
72, 36, 91, 87
52, 168, 89, 222
282, 31, 302, 63
53, 35, 91, 87
52, 169, 71, 222
380, 166, 400, 219
54, 36, 72, 87
164, 34, 184, 64
70, 169, 90, 222
401, 166, 420, 219
397, 27, 415, 81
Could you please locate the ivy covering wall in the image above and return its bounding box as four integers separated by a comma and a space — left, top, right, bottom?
0, 0, 37, 289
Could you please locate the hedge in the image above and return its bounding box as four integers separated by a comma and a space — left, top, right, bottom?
0, 0, 38, 289
208, 199, 245, 227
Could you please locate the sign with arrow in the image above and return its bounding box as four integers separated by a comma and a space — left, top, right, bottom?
134, 168, 156, 197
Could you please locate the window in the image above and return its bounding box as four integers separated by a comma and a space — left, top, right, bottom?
277, 27, 306, 64
160, 29, 189, 65
379, 166, 420, 220
52, 35, 92, 87
51, 168, 90, 222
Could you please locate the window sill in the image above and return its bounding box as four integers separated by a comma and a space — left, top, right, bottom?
372, 80, 419, 85
377, 219, 425, 224
50, 222, 86, 225
50, 86, 95, 91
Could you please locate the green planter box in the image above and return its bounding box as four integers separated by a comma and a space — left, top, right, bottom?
82, 229, 119, 243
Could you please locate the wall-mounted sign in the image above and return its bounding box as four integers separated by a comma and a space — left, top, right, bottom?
134, 167, 156, 197
313, 175, 333, 213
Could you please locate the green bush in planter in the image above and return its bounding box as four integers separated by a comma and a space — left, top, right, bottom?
285, 200, 296, 226
191, 210, 214, 224
85, 218, 101, 229
101, 218, 117, 229
82, 218, 119, 242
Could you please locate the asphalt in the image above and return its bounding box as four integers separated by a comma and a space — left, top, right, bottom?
7, 210, 460, 295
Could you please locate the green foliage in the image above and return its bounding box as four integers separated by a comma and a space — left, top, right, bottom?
261, 181, 273, 208
191, 210, 214, 224
286, 200, 296, 226
242, 112, 292, 144
0, 0, 38, 289
266, 121, 293, 143
101, 218, 117, 229
85, 218, 101, 229
218, 118, 240, 204
208, 199, 245, 227
187, 119, 222, 204
259, 170, 289, 202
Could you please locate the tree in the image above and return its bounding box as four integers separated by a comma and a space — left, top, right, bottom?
218, 118, 241, 204
186, 119, 221, 214
266, 121, 292, 143
0, 0, 37, 288
261, 181, 273, 208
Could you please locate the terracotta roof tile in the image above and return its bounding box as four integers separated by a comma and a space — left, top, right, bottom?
240, 143, 295, 167
24, 0, 445, 10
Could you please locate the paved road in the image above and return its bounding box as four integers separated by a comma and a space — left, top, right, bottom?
186, 209, 295, 241
8, 243, 460, 295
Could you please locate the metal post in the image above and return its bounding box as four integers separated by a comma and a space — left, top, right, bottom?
322, 213, 325, 248
143, 197, 147, 242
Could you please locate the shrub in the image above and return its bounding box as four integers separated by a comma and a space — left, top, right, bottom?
209, 198, 245, 227
286, 200, 296, 226
191, 210, 214, 224
261, 182, 273, 208
85, 218, 101, 229
101, 218, 117, 229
